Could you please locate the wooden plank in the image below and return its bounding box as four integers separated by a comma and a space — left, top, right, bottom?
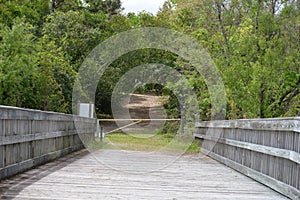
0, 144, 84, 180
0, 106, 96, 180
194, 133, 300, 164
202, 149, 300, 200
0, 149, 289, 200
0, 131, 78, 145
195, 117, 300, 133
195, 117, 300, 200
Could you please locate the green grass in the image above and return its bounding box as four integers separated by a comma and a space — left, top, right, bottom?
88, 133, 200, 154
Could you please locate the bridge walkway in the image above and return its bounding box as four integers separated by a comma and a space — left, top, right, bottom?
0, 149, 288, 200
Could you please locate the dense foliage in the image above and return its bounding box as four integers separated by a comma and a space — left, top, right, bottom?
0, 0, 299, 119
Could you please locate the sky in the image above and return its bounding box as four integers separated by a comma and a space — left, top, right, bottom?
121, 0, 166, 15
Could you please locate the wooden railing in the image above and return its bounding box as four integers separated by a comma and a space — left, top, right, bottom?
0, 105, 96, 180
195, 117, 300, 200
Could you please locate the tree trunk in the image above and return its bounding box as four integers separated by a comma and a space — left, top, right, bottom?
259, 83, 265, 118
50, 0, 55, 13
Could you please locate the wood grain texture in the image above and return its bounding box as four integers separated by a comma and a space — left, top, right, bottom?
194, 133, 300, 165
0, 149, 289, 200
195, 117, 300, 200
0, 106, 96, 180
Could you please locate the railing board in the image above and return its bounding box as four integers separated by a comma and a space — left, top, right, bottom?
195, 117, 300, 200
0, 106, 96, 180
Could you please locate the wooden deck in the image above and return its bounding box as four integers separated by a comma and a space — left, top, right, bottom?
0, 149, 289, 200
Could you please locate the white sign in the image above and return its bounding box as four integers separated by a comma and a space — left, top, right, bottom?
78, 103, 94, 118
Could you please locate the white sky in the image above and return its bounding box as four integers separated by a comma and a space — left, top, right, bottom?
121, 0, 166, 15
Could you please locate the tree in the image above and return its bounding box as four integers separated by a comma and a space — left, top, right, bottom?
156, 0, 300, 118
42, 10, 110, 70
36, 35, 76, 112
84, 0, 123, 17
0, 18, 39, 108
0, 18, 76, 112
0, 0, 50, 28
1, 0, 299, 118
50, 0, 83, 13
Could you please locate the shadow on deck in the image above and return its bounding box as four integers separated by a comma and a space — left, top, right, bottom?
0, 150, 90, 200
0, 149, 288, 200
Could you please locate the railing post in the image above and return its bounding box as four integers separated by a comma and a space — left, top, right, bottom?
100, 126, 104, 141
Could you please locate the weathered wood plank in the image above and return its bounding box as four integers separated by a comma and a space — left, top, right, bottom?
195, 117, 300, 132
0, 131, 78, 146
202, 149, 300, 200
194, 133, 300, 164
195, 117, 300, 200
0, 106, 96, 180
0, 149, 289, 200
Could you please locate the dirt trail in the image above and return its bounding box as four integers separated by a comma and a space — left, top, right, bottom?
100, 93, 167, 134
127, 93, 166, 119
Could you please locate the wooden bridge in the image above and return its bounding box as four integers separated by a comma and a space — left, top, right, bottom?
0, 106, 299, 199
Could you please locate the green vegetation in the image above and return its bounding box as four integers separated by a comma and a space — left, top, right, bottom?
89, 133, 200, 153
0, 0, 299, 118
